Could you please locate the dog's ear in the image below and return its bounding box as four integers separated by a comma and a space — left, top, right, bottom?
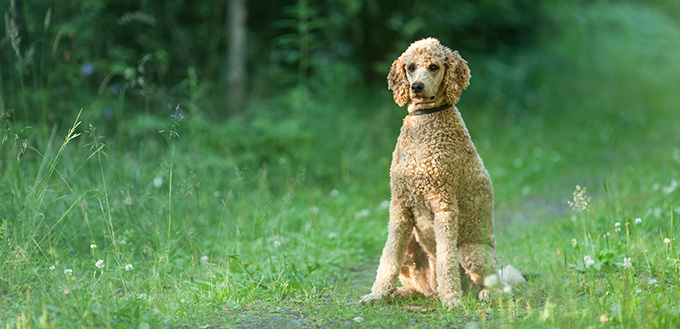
387, 55, 409, 107
444, 49, 470, 105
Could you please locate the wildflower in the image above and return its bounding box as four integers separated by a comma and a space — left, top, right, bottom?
571, 239, 577, 247
664, 238, 672, 244
329, 189, 339, 197
623, 257, 632, 269
568, 185, 591, 212
90, 244, 97, 249
123, 196, 133, 206
615, 222, 621, 227
600, 315, 609, 323
81, 64, 95, 77
49, 265, 55, 271
328, 232, 339, 239
357, 209, 370, 218
483, 274, 499, 288
200, 255, 208, 264
118, 239, 127, 245
138, 293, 148, 299
125, 264, 134, 271
635, 217, 642, 224
153, 176, 163, 188
583, 255, 595, 268
503, 285, 513, 294
379, 200, 390, 210
64, 269, 73, 276
615, 227, 621, 233
95, 259, 105, 269
273, 240, 281, 248
662, 179, 678, 195
648, 278, 658, 285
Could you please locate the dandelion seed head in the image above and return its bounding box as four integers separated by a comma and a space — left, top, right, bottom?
64, 269, 73, 276
483, 274, 499, 288
615, 222, 621, 227
125, 264, 134, 271
635, 217, 642, 224
153, 176, 163, 188
329, 189, 339, 197
583, 255, 595, 268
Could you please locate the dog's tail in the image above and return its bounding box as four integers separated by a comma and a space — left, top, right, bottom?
500, 265, 526, 287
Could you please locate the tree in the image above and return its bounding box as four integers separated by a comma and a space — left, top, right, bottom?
227, 0, 247, 116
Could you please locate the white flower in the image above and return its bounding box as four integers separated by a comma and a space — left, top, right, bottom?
379, 200, 390, 210
483, 274, 499, 288
329, 189, 339, 197
615, 227, 621, 232
95, 259, 105, 269
138, 293, 148, 299
125, 264, 134, 271
200, 255, 209, 264
123, 196, 133, 206
328, 232, 339, 239
635, 217, 642, 224
648, 278, 658, 285
118, 239, 127, 245
153, 176, 163, 188
64, 269, 73, 276
583, 255, 595, 268
615, 222, 621, 227
90, 244, 97, 249
273, 240, 281, 248
357, 209, 370, 218
664, 238, 672, 244
623, 257, 632, 269
49, 265, 56, 271
503, 285, 513, 294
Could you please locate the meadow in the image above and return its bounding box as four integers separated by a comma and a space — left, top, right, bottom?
2, 1, 680, 328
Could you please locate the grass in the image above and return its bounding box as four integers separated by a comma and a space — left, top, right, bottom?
2, 1, 680, 328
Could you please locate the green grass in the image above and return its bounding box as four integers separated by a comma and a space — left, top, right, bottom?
2, 1, 680, 328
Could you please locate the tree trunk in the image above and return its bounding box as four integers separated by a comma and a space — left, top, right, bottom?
227, 0, 246, 116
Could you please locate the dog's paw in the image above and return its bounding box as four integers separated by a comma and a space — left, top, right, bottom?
360, 293, 384, 304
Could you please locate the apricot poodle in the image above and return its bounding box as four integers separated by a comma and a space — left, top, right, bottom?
361, 38, 524, 308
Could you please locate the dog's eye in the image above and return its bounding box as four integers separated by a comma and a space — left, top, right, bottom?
428, 64, 439, 71
407, 64, 416, 72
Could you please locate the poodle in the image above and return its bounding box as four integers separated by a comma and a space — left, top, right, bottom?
361, 38, 524, 308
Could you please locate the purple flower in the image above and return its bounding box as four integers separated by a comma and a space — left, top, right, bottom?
104, 106, 113, 119
111, 83, 121, 95
81, 64, 95, 77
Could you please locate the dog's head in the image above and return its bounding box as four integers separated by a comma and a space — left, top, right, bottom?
388, 38, 470, 108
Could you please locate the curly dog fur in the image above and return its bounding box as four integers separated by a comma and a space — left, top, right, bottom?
361, 38, 523, 307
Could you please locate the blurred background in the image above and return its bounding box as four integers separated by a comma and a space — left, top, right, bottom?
2, 0, 680, 220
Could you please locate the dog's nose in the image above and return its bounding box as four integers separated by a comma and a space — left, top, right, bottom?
411, 82, 424, 93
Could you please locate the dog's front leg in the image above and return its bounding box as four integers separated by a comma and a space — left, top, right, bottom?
361, 201, 413, 304
434, 207, 462, 307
